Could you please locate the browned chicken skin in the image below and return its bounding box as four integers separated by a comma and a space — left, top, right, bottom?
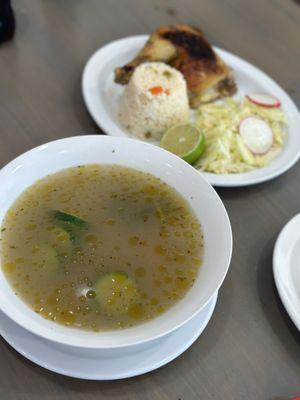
114, 24, 236, 108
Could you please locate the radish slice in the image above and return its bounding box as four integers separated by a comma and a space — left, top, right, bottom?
246, 93, 281, 108
239, 116, 273, 154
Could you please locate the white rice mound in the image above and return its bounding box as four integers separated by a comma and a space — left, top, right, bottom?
119, 62, 189, 140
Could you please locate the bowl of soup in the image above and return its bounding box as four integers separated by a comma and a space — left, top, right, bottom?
0, 135, 232, 349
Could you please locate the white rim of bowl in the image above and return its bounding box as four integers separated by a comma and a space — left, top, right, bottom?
0, 135, 232, 348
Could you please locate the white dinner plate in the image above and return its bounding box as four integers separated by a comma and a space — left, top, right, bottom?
273, 214, 300, 331
0, 292, 217, 380
82, 35, 300, 187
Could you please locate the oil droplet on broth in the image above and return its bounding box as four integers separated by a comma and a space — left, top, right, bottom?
150, 297, 159, 305
104, 219, 115, 226
164, 276, 172, 284
134, 267, 146, 277
155, 245, 167, 256
127, 304, 145, 319
25, 224, 37, 231
3, 262, 16, 273
128, 236, 139, 246
57, 310, 75, 325
86, 290, 96, 299
46, 295, 59, 306
85, 234, 97, 244
174, 277, 189, 290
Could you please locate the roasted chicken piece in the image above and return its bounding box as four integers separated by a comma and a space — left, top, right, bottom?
114, 24, 236, 108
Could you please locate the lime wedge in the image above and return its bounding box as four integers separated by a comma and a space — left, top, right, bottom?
160, 125, 205, 164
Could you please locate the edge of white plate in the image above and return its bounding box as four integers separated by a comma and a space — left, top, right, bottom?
273, 214, 300, 331
82, 35, 300, 187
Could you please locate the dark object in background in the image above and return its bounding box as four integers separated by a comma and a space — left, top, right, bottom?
0, 0, 15, 44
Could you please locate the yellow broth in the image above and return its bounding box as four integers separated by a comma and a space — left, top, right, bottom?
0, 165, 204, 331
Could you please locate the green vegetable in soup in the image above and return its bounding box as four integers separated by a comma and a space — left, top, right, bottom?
52, 210, 88, 228
47, 226, 73, 256
95, 272, 140, 315
60, 225, 76, 242
32, 243, 58, 272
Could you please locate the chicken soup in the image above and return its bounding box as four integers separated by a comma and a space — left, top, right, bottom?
0, 165, 204, 331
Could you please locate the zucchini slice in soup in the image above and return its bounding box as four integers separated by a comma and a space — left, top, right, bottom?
47, 226, 73, 256
32, 243, 59, 272
95, 272, 140, 315
52, 210, 88, 228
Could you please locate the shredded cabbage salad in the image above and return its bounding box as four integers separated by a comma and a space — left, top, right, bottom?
195, 98, 287, 174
